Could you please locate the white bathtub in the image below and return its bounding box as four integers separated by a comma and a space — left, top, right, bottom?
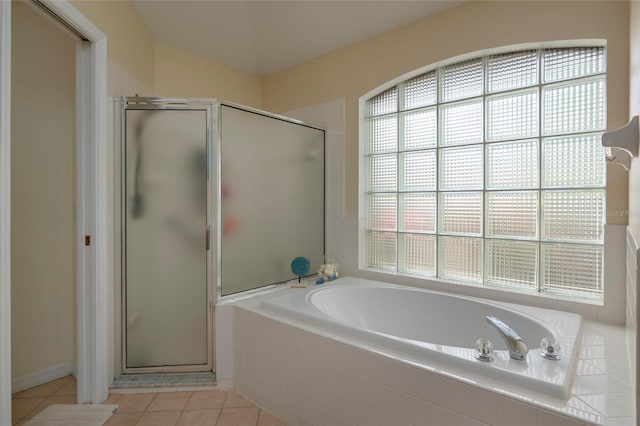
260, 277, 582, 400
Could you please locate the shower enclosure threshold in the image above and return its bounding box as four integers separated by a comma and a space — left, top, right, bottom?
111, 372, 216, 389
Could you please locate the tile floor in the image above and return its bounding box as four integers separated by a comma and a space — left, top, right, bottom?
11, 376, 287, 426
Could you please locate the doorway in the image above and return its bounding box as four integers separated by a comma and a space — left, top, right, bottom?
10, 0, 77, 394
0, 2, 110, 420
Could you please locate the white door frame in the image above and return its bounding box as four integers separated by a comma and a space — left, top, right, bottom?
0, 1, 13, 424
0, 1, 109, 418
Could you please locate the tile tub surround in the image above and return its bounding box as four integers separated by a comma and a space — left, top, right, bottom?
261, 278, 583, 400
231, 294, 636, 426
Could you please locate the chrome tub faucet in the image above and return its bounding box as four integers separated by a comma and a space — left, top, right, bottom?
486, 316, 529, 360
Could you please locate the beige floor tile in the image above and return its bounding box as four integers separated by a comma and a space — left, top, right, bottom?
216, 407, 260, 426
223, 391, 255, 408
11, 397, 46, 421
185, 390, 226, 410
53, 378, 77, 396
103, 393, 122, 405
13, 376, 72, 398
114, 393, 156, 413
176, 409, 220, 426
104, 412, 143, 426
258, 409, 288, 426
11, 381, 285, 425
136, 410, 182, 426
146, 391, 192, 412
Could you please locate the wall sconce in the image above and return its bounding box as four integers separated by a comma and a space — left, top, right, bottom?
602, 115, 639, 171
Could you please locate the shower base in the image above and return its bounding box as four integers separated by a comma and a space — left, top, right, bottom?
110, 372, 216, 390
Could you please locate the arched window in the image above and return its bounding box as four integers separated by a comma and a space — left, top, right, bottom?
362, 46, 606, 299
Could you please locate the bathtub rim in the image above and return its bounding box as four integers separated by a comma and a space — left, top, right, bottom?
305, 279, 569, 345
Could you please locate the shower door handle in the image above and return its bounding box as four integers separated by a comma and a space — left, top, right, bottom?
205, 226, 210, 251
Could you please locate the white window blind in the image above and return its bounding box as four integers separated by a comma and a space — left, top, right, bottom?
363, 46, 606, 299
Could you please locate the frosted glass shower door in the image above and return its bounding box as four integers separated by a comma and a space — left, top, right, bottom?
220, 105, 325, 296
124, 108, 209, 370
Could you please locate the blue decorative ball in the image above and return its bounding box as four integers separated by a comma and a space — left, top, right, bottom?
291, 256, 311, 277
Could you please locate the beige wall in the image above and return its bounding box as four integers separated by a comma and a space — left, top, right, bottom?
11, 2, 76, 379
155, 43, 263, 108
264, 1, 630, 219
70, 1, 264, 107
70, 0, 155, 91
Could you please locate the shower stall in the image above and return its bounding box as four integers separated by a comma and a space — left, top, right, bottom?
118, 98, 325, 374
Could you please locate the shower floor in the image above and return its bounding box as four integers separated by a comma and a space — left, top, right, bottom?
111, 372, 216, 389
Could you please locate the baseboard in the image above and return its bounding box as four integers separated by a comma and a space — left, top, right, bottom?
12, 362, 73, 393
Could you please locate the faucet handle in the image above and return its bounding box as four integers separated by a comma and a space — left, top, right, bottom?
540, 337, 561, 360
475, 338, 494, 362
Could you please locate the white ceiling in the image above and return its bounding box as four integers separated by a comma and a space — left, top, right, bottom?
132, 0, 463, 76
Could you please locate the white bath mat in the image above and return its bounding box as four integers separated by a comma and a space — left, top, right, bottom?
24, 404, 118, 425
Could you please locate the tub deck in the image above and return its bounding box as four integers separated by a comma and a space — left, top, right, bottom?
261, 277, 582, 400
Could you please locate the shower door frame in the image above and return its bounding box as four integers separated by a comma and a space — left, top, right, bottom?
119, 98, 216, 374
